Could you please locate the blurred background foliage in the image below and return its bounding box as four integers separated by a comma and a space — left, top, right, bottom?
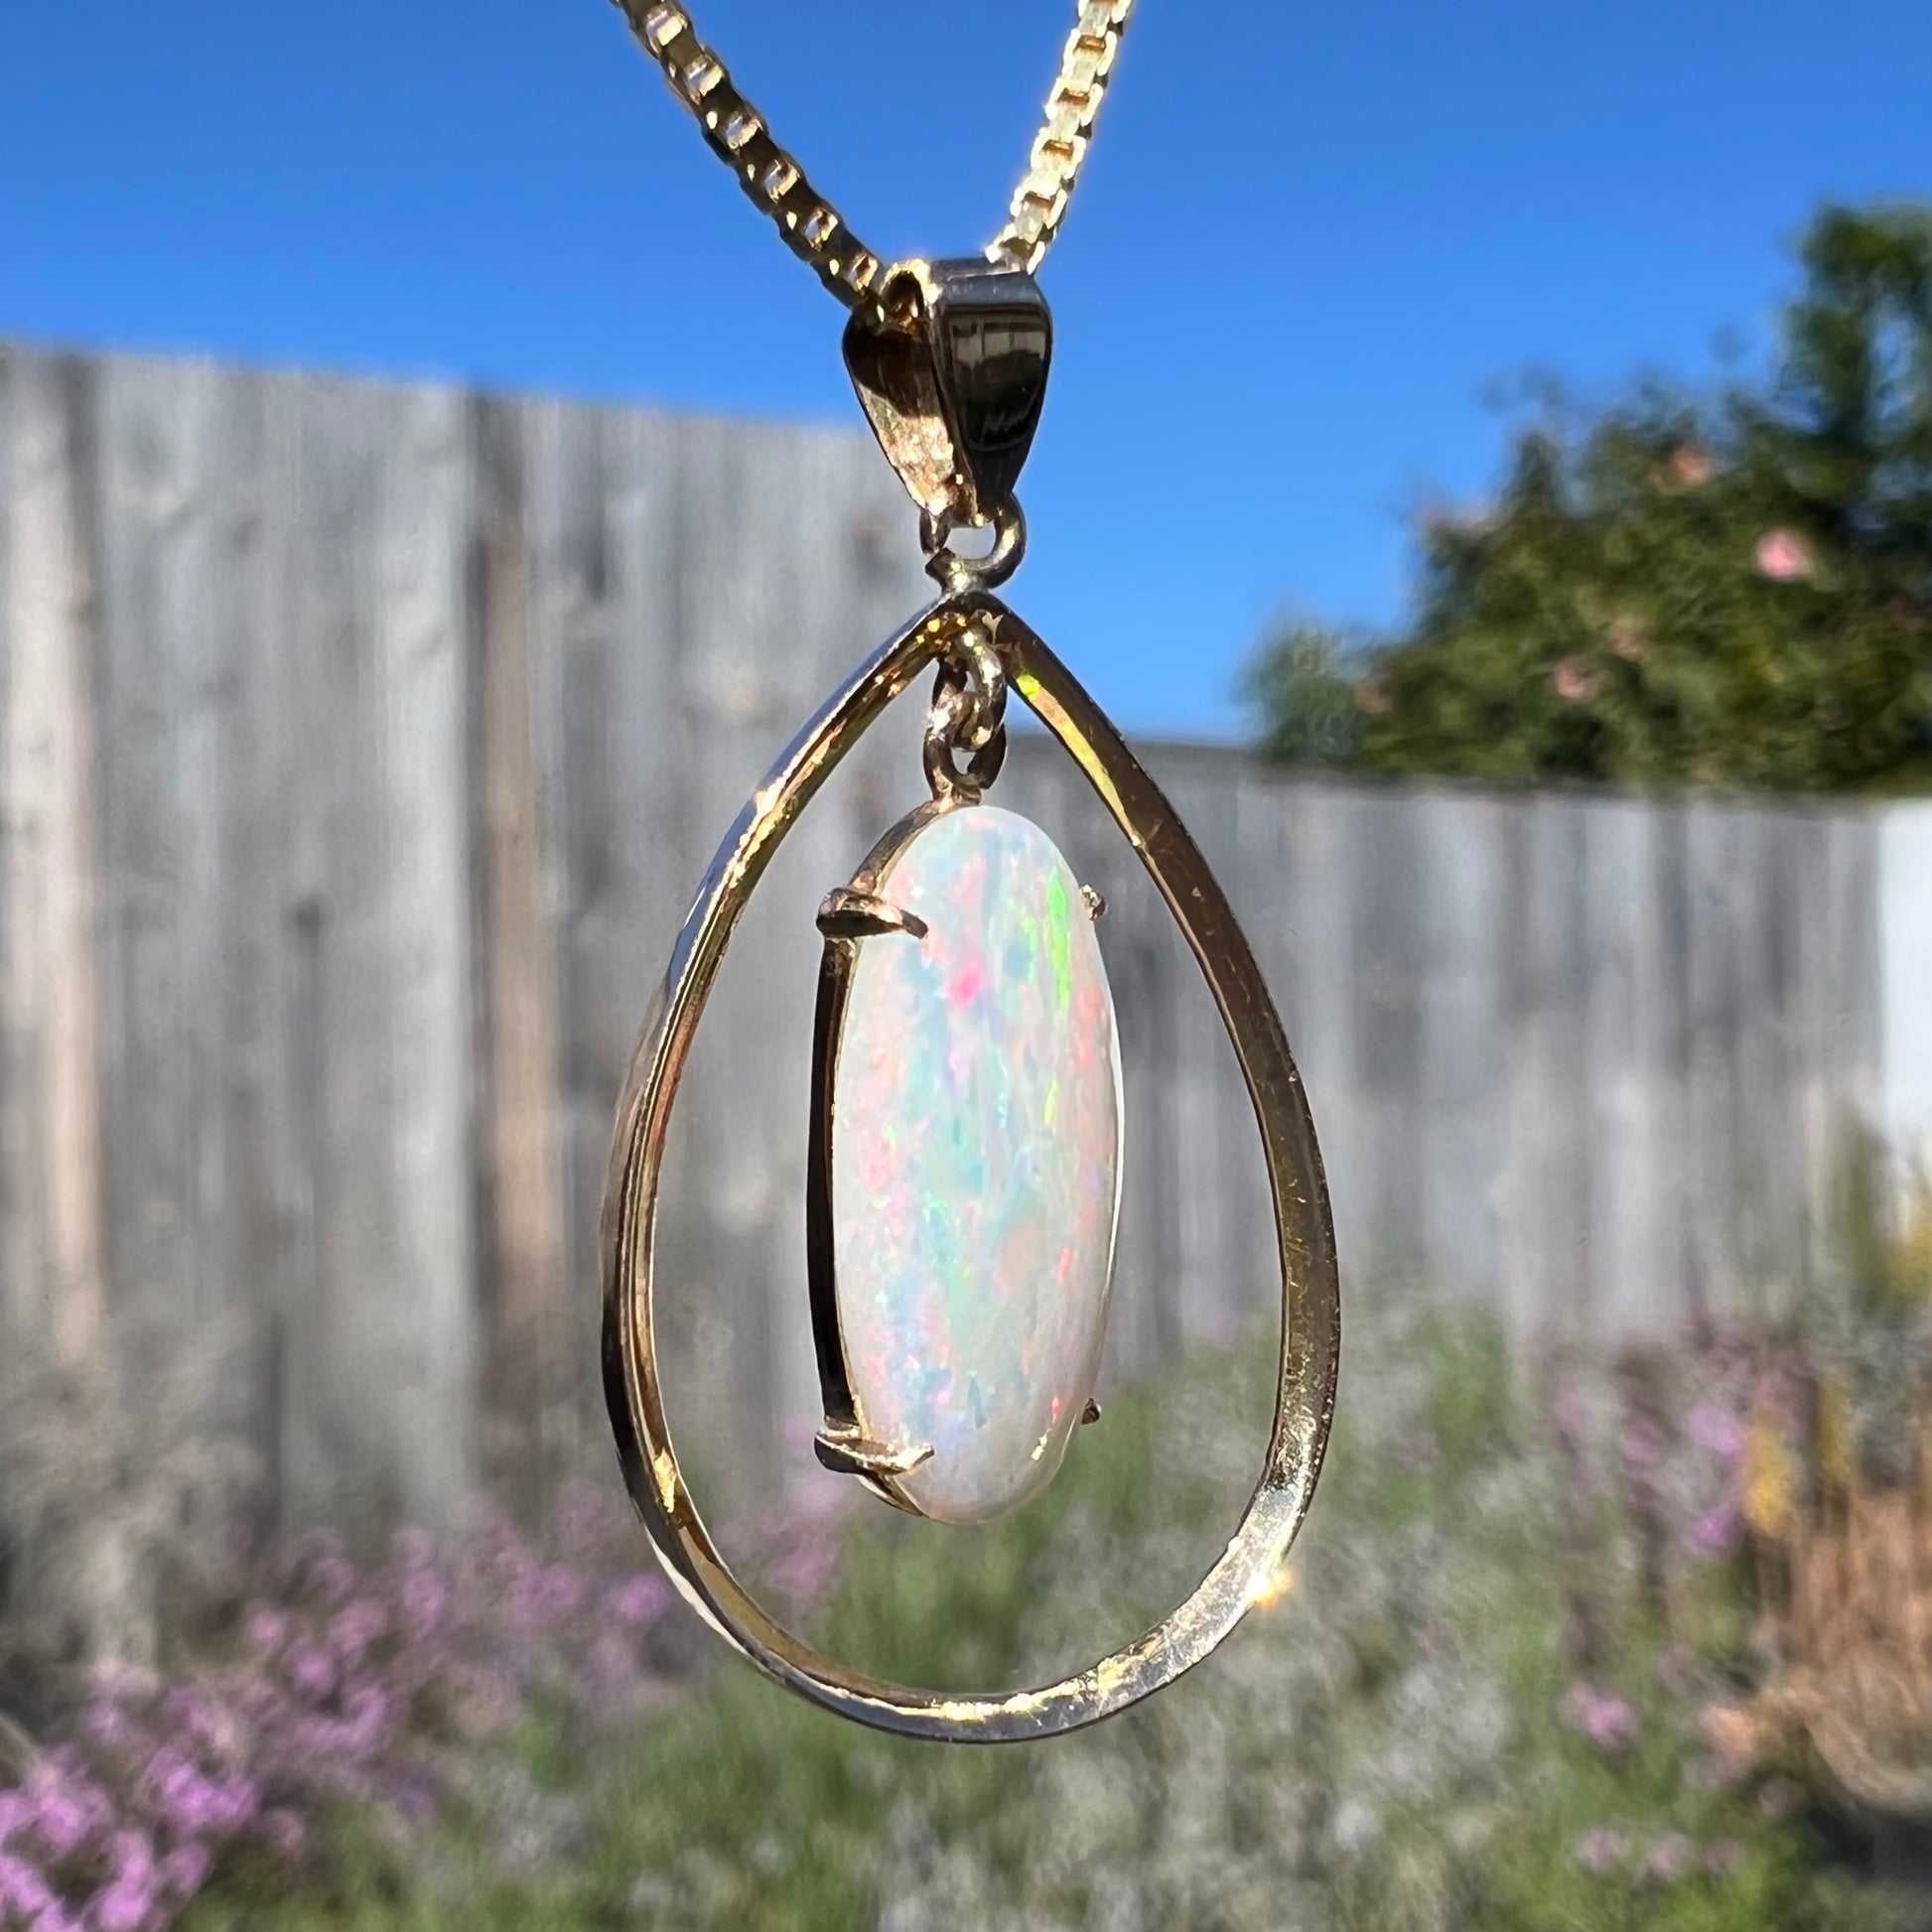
1245, 204, 1932, 792
12, 1162, 1932, 1928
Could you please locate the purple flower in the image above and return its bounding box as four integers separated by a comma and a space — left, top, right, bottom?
531, 1565, 587, 1622
287, 1643, 338, 1704
81, 1699, 142, 1755
606, 1575, 668, 1629
399, 1568, 451, 1642
0, 1790, 30, 1848
1686, 1403, 1746, 1462
1686, 1499, 1744, 1558
1587, 1697, 1637, 1752
1618, 1417, 1665, 1473
329, 1598, 388, 1665
31, 1789, 90, 1860
91, 1874, 158, 1932
341, 1685, 396, 1754
143, 1750, 259, 1840
162, 1842, 212, 1897
1560, 1682, 1638, 1752
0, 1851, 55, 1916
1575, 1827, 1626, 1873
245, 1609, 293, 1659
93, 1834, 162, 1926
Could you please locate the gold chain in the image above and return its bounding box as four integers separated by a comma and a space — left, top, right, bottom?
612, 1, 1135, 310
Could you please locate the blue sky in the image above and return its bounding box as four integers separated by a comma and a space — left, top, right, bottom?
4, 1, 1928, 737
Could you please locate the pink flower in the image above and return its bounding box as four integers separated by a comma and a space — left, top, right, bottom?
1645, 1833, 1697, 1883
1586, 1696, 1637, 1752
1618, 1417, 1665, 1473
1754, 529, 1813, 582
1551, 656, 1600, 703
1669, 445, 1713, 487
1686, 1403, 1745, 1462
1704, 1838, 1745, 1877
1575, 1827, 1626, 1873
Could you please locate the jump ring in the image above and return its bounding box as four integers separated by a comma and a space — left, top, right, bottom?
919, 498, 1027, 592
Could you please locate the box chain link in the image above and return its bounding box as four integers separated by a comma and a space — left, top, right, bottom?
611, 0, 1136, 310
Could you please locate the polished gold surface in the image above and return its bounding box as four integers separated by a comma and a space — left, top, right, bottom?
815, 887, 928, 942
602, 591, 1341, 1741
843, 260, 1052, 524
609, 2, 1136, 310
812, 1424, 934, 1481
924, 628, 1011, 802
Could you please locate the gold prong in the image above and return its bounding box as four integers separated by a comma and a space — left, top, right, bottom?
1080, 1396, 1102, 1425
1079, 884, 1106, 921
817, 887, 928, 941
813, 1427, 934, 1479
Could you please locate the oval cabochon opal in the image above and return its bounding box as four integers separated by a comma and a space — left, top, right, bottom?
832, 804, 1123, 1523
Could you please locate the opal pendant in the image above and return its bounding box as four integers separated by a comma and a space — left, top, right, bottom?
809, 800, 1123, 1524
601, 257, 1341, 1741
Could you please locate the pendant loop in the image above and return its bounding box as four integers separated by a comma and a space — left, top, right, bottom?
843, 258, 1051, 533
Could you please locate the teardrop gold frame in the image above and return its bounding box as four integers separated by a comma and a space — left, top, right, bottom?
602, 589, 1341, 1742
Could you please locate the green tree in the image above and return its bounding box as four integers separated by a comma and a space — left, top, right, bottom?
1247, 204, 1932, 791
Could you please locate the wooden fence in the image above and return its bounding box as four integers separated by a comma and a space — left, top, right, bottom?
0, 344, 1914, 1547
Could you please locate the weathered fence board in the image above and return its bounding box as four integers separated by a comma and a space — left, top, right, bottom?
0, 343, 1916, 1556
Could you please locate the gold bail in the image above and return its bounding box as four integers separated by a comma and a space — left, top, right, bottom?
841, 258, 1052, 526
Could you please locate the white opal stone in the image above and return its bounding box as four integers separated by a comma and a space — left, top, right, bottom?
832, 804, 1123, 1523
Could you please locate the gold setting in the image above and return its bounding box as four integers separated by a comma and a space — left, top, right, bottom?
815, 887, 928, 942
807, 795, 971, 1516
601, 591, 1341, 1741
